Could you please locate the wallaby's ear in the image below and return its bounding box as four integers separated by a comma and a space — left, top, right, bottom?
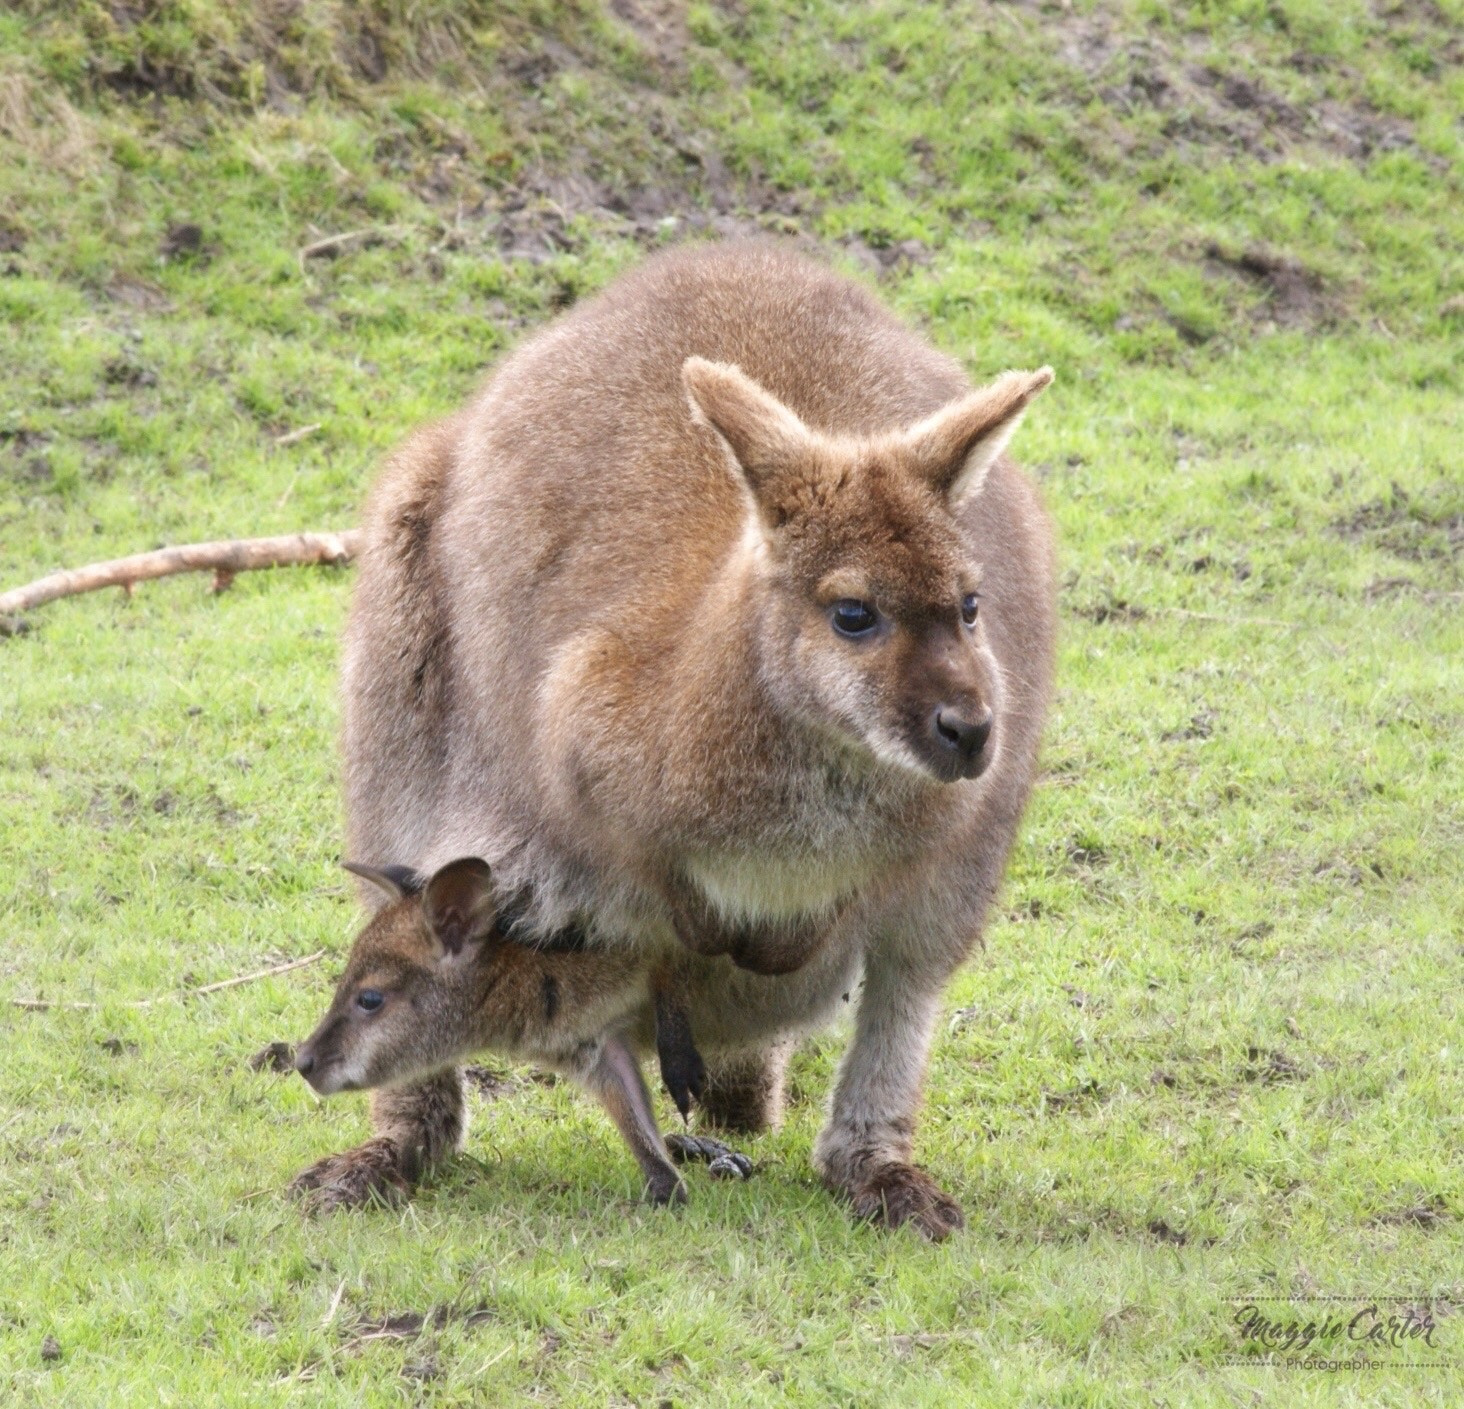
683, 357, 810, 507
907, 367, 1054, 506
422, 857, 497, 958
343, 861, 423, 903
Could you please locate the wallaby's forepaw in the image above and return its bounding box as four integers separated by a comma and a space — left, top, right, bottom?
666, 1132, 754, 1181
846, 1162, 964, 1241
290, 1137, 413, 1213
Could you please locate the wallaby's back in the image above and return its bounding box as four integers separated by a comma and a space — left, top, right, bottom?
342, 415, 460, 870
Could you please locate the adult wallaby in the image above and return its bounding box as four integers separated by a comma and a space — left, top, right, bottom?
292, 857, 748, 1212
338, 241, 1056, 1239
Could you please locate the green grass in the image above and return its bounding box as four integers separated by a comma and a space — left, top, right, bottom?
2, 0, 1462, 1402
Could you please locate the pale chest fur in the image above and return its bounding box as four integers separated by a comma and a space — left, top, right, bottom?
682, 847, 866, 925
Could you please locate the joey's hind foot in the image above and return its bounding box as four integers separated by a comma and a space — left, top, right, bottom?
846, 1161, 964, 1241
666, 1132, 754, 1181
645, 1167, 689, 1206
290, 1137, 413, 1213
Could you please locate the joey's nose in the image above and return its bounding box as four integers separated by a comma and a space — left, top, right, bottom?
934, 706, 994, 762
294, 1047, 315, 1079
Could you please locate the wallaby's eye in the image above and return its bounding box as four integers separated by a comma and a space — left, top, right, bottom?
831, 599, 878, 638
961, 593, 980, 627
356, 989, 385, 1013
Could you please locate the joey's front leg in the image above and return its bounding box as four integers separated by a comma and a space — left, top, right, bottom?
813, 955, 964, 1241
291, 1068, 466, 1212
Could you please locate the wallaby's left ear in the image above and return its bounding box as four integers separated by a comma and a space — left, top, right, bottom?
682, 357, 813, 518
907, 366, 1054, 506
422, 857, 497, 957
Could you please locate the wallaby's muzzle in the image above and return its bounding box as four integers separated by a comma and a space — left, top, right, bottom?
929, 704, 995, 780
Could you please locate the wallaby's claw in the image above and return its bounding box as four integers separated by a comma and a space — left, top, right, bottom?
665, 1132, 754, 1180
290, 1137, 413, 1213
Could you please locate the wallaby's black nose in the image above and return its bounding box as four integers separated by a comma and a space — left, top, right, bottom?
934, 706, 993, 760
294, 1047, 315, 1078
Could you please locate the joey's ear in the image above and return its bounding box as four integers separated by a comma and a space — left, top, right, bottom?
343, 861, 424, 903
907, 367, 1054, 506
682, 357, 811, 503
422, 857, 497, 957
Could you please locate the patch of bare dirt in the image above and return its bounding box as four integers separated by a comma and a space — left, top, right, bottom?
1053, 12, 1426, 166
463, 1064, 517, 1098
1162, 710, 1216, 742
608, 0, 691, 70
249, 1041, 295, 1073
104, 273, 173, 312
1074, 593, 1148, 624
1369, 1196, 1450, 1229
463, 141, 815, 266
1147, 1218, 1189, 1246
340, 1304, 496, 1353
1042, 1078, 1104, 1113
1331, 482, 1464, 565
1203, 243, 1336, 328
1243, 1046, 1308, 1083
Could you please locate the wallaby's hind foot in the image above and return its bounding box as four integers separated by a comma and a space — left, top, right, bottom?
665, 1132, 753, 1181
290, 1137, 413, 1213
844, 1161, 965, 1242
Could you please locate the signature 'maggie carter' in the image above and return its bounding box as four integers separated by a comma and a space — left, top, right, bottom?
1233, 1301, 1440, 1354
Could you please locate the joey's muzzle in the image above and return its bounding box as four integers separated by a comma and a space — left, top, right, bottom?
293, 1024, 354, 1094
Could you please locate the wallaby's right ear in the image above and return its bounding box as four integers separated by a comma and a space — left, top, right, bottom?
343, 861, 423, 903
682, 357, 811, 510
422, 857, 497, 957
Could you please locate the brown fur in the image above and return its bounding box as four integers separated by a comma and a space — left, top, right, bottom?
339, 242, 1057, 1238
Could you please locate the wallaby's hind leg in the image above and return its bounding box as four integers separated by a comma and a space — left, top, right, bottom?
579, 1036, 686, 1205
292, 1067, 466, 1212
697, 1043, 791, 1135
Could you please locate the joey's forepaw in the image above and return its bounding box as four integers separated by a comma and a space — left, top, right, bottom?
289, 1137, 412, 1213
847, 1162, 964, 1241
656, 1025, 707, 1121
665, 1132, 754, 1181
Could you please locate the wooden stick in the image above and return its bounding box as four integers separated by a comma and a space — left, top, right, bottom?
189, 950, 327, 996
0, 531, 361, 617
9, 950, 326, 1011
273, 422, 322, 447
1151, 606, 1295, 630
299, 229, 376, 260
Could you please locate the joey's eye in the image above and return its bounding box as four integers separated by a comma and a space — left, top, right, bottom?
831, 599, 879, 638
356, 989, 385, 1013
961, 593, 980, 627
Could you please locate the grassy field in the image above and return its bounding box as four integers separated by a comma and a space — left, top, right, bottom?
2, 0, 1461, 1402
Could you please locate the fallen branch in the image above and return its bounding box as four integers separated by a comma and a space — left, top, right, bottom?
9, 950, 326, 1011
0, 530, 361, 618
